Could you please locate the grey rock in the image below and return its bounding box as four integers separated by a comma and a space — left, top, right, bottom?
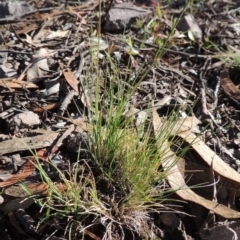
171, 0, 186, 8
0, 64, 17, 78
67, 131, 89, 152
158, 212, 180, 232
176, 14, 202, 42
0, 52, 7, 64
0, 1, 34, 18
104, 2, 152, 31
8, 111, 41, 132
0, 195, 4, 205
200, 223, 238, 240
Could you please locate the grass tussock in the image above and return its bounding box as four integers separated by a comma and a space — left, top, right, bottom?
24, 5, 193, 238
31, 78, 186, 239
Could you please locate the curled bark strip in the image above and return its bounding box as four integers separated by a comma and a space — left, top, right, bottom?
0, 160, 35, 188
220, 67, 240, 101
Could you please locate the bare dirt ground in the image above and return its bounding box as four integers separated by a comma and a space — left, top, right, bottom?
1, 0, 240, 239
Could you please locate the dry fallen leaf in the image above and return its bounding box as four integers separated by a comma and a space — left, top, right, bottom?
178, 131, 240, 185
152, 104, 240, 219
45, 30, 69, 40
33, 103, 59, 113
0, 80, 38, 89
27, 48, 50, 81
59, 61, 79, 94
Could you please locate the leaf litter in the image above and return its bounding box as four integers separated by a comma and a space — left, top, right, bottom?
1, 0, 240, 239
